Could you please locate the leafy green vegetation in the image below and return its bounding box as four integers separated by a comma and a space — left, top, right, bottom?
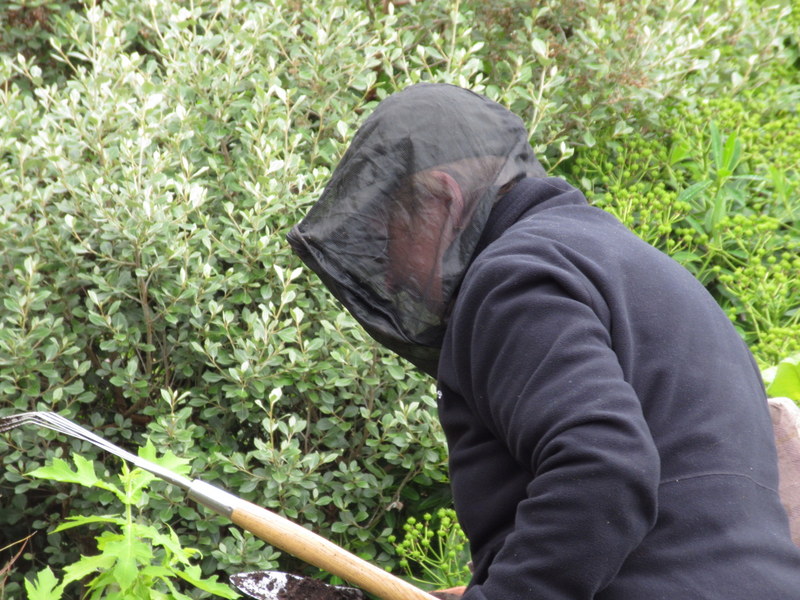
0, 0, 797, 597
389, 509, 470, 590
574, 92, 800, 365
765, 354, 800, 402
24, 453, 237, 600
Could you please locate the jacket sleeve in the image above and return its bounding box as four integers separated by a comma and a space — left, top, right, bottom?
446, 248, 661, 600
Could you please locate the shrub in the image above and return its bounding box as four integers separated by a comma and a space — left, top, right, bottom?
0, 1, 81, 89
570, 89, 800, 366
469, 0, 796, 164
1, 1, 450, 595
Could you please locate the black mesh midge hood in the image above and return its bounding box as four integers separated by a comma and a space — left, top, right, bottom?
287, 83, 545, 376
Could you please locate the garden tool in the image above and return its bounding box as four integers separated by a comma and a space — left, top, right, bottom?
0, 411, 438, 600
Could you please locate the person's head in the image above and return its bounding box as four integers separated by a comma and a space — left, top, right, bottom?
386, 156, 508, 307
288, 83, 545, 375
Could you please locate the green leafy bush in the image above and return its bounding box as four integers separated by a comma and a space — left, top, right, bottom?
0, 0, 798, 597
470, 0, 796, 163
1, 1, 450, 595
0, 1, 81, 89
571, 89, 800, 366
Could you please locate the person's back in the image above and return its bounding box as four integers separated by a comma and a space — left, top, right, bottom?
438, 177, 800, 598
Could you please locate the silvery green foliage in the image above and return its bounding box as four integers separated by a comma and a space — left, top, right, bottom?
0, 1, 453, 594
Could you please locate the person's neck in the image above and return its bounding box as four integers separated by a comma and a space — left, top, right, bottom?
471, 177, 586, 257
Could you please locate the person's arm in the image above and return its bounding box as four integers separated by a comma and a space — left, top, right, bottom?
446, 252, 661, 600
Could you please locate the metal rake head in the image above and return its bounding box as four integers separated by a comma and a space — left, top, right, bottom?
1, 412, 83, 436
0, 412, 31, 434
0, 411, 192, 489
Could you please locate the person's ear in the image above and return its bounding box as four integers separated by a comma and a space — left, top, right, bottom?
428, 170, 465, 226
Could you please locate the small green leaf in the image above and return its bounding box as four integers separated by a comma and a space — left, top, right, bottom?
159, 575, 199, 600
767, 355, 800, 401
61, 553, 116, 587
24, 567, 64, 600
708, 190, 729, 231
668, 140, 691, 165
676, 181, 712, 206
386, 364, 406, 380
104, 533, 153, 591
141, 523, 196, 564
3, 297, 20, 314
175, 564, 241, 598
138, 439, 192, 477
710, 121, 722, 170
54, 515, 124, 533
124, 467, 157, 502
531, 38, 548, 58
87, 311, 107, 327
29, 455, 99, 488
613, 120, 633, 137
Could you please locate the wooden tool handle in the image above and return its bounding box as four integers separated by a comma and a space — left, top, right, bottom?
230, 499, 438, 600
188, 479, 438, 600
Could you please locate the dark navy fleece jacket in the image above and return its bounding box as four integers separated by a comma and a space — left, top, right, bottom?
437, 177, 800, 599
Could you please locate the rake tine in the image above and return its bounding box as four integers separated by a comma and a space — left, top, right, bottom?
0, 413, 41, 434
0, 411, 193, 490
1, 412, 113, 456
7, 413, 77, 439
38, 413, 136, 458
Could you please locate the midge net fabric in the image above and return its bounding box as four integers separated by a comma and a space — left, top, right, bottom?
287, 84, 545, 376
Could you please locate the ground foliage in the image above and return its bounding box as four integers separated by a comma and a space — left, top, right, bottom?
0, 0, 797, 596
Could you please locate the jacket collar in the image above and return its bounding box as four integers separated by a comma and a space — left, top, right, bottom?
472, 177, 588, 258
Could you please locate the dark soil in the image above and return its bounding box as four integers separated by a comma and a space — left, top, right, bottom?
278, 574, 365, 600
230, 571, 366, 600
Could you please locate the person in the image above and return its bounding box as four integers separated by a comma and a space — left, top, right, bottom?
287, 83, 800, 599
